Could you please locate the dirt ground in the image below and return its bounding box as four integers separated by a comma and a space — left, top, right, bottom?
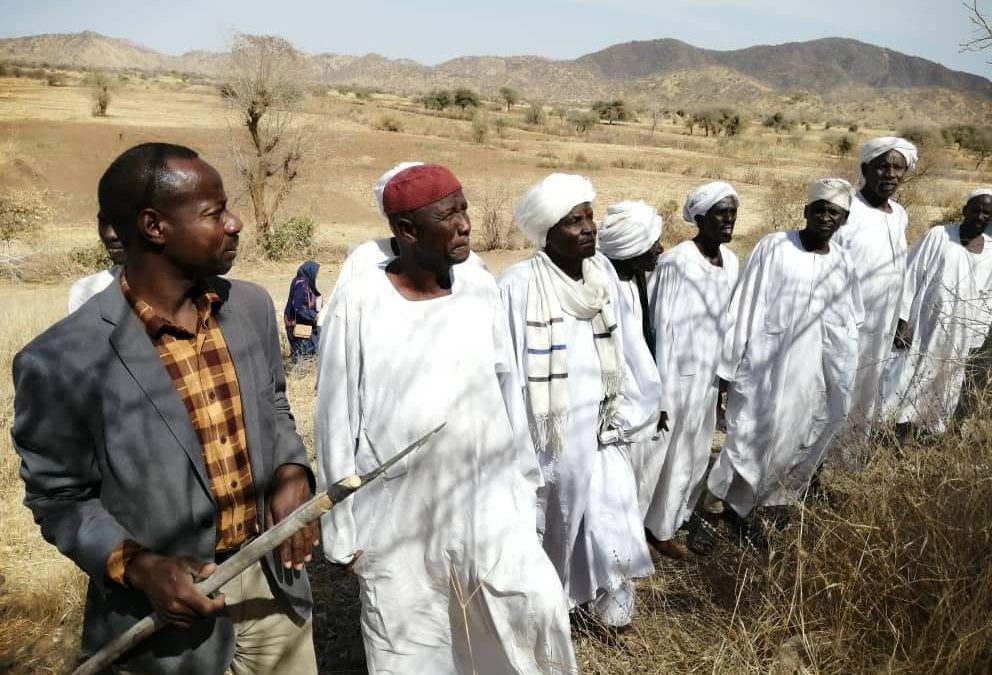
1, 74, 991, 674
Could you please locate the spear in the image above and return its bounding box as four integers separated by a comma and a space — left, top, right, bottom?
71, 423, 445, 675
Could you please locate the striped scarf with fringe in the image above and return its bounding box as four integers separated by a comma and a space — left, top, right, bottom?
526, 252, 623, 453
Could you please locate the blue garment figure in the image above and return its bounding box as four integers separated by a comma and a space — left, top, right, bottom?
284, 260, 321, 361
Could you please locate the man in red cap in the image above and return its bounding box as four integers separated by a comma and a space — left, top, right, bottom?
315, 165, 576, 674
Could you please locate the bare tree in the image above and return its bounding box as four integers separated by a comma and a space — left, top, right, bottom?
962, 1, 992, 58
224, 34, 310, 257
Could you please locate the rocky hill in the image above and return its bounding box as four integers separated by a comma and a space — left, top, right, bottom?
1, 31, 990, 114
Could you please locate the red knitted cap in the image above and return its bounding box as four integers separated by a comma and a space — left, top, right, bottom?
381, 164, 462, 215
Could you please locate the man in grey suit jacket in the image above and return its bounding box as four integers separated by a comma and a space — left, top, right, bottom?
12, 143, 319, 674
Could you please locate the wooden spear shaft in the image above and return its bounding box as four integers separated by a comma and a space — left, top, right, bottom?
71, 423, 444, 675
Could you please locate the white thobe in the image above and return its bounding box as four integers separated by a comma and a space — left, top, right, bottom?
605, 270, 665, 514
67, 267, 117, 314
642, 241, 739, 541
498, 255, 655, 627
879, 225, 992, 433
316, 263, 576, 675
708, 231, 864, 516
832, 192, 908, 433
316, 238, 487, 327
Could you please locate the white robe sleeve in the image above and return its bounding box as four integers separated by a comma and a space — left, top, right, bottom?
315, 289, 361, 565
492, 290, 543, 490
899, 228, 942, 324
649, 258, 685, 416
718, 239, 769, 382
608, 275, 661, 440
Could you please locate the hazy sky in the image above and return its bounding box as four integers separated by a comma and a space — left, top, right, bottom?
1, 0, 990, 78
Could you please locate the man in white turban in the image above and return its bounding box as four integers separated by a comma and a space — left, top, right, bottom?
643, 181, 740, 558
708, 179, 864, 537
597, 201, 667, 547
498, 174, 656, 627
832, 137, 918, 448
316, 161, 487, 327
879, 187, 992, 435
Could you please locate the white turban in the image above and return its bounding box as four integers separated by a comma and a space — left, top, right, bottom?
859, 137, 918, 179
373, 161, 424, 217
807, 178, 855, 212
598, 201, 663, 260
682, 181, 739, 223
514, 173, 596, 247
967, 187, 992, 203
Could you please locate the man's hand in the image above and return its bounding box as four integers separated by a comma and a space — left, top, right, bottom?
124, 552, 225, 628
656, 411, 670, 433
893, 319, 913, 351
267, 463, 318, 571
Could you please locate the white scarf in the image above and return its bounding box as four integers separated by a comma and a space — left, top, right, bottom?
525, 252, 623, 453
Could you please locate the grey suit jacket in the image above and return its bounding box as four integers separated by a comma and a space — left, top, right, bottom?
12, 273, 313, 675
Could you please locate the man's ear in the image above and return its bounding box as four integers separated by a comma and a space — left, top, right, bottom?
838, 209, 850, 227
802, 204, 810, 220
136, 208, 167, 246
391, 213, 418, 245
693, 214, 704, 227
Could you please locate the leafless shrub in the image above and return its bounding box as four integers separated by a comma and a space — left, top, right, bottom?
473, 185, 522, 251
224, 34, 312, 259
763, 177, 809, 232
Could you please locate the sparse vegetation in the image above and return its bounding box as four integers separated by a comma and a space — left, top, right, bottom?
375, 114, 404, 133
524, 102, 545, 126
591, 99, 632, 125
763, 111, 795, 133
88, 72, 112, 116
498, 86, 519, 111
452, 87, 480, 111
470, 114, 489, 144
0, 190, 47, 258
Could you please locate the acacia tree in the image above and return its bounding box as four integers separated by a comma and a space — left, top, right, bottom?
499, 86, 519, 111
224, 34, 309, 258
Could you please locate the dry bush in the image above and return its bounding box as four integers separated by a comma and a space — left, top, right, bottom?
473, 185, 523, 251
611, 157, 645, 171
374, 114, 403, 133
471, 114, 489, 145
739, 167, 763, 185
763, 177, 809, 232
88, 73, 112, 117
0, 189, 48, 259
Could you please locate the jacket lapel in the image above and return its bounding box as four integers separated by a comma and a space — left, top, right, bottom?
101, 278, 214, 502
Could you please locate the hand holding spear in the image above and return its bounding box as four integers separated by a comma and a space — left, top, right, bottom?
71, 423, 445, 675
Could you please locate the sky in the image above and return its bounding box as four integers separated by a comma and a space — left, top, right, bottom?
1, 0, 990, 78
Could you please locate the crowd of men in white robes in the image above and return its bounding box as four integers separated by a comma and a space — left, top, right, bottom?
298, 135, 992, 673
60, 134, 988, 673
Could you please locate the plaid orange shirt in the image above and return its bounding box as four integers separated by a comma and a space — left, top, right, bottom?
106, 276, 260, 584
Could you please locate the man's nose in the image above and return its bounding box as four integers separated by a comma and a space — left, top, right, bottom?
225, 210, 243, 234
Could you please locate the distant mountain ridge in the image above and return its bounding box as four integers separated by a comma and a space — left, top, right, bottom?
1, 31, 990, 105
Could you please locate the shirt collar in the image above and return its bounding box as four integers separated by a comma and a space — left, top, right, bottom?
120, 273, 223, 339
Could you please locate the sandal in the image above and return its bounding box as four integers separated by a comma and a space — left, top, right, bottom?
686, 512, 718, 556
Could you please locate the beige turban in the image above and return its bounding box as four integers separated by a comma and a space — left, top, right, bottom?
807, 178, 855, 212
598, 201, 663, 260
859, 137, 918, 184
682, 181, 739, 223
373, 161, 424, 217
514, 173, 597, 247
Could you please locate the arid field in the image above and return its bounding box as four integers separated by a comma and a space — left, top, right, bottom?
1, 73, 991, 674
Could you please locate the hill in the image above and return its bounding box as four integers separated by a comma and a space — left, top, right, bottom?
1, 31, 990, 123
